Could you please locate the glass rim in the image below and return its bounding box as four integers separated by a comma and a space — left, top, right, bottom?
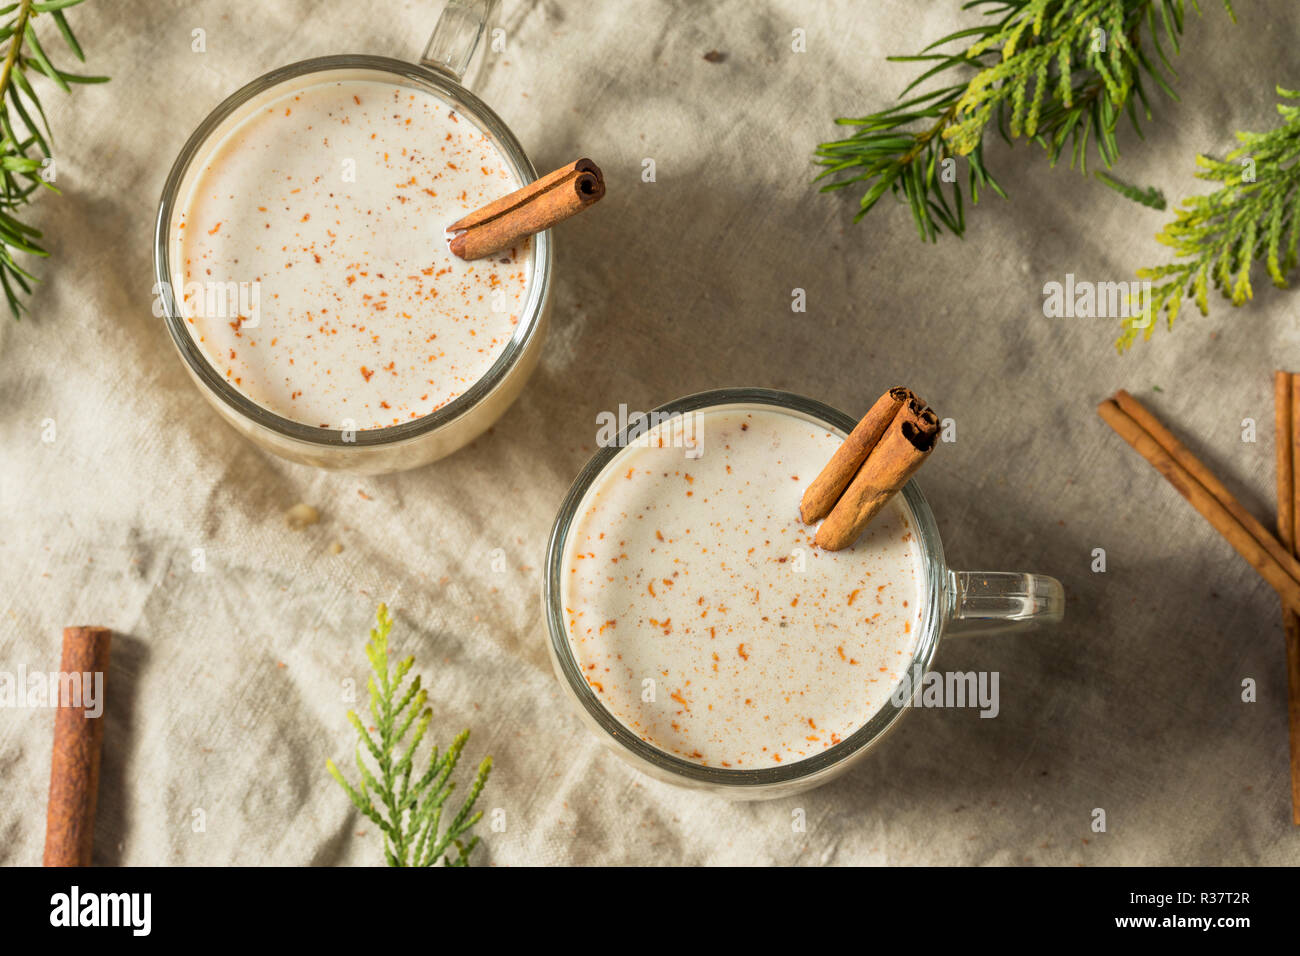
543, 386, 948, 790
153, 54, 553, 448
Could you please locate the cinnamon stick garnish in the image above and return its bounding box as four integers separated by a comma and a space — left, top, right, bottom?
801, 386, 911, 524
1097, 394, 1300, 616
44, 626, 111, 867
448, 158, 605, 260
815, 396, 939, 551
1274, 371, 1300, 825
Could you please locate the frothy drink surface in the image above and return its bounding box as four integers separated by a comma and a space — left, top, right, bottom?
174, 78, 530, 429
561, 405, 926, 768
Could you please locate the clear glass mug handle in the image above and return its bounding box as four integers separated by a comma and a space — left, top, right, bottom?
421, 0, 501, 82
943, 570, 1065, 637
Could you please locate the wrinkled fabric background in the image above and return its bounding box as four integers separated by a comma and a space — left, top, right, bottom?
3, 0, 1300, 866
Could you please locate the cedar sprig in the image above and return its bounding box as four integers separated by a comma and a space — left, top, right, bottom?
327, 604, 492, 867
1122, 88, 1300, 350
0, 0, 107, 319
815, 0, 1234, 241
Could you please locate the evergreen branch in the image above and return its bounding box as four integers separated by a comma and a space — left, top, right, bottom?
1122, 87, 1300, 350
815, 0, 1234, 240
0, 0, 106, 319
328, 604, 492, 867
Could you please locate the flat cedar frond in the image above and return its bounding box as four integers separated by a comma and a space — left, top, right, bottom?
1121, 87, 1300, 350
0, 0, 107, 319
327, 604, 493, 867
815, 0, 1235, 241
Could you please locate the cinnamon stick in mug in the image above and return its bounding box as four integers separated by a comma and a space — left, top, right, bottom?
44, 626, 111, 867
448, 158, 605, 260
815, 400, 940, 551
801, 386, 912, 524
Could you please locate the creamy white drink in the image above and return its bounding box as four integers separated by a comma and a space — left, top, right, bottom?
173, 77, 530, 430
560, 405, 926, 768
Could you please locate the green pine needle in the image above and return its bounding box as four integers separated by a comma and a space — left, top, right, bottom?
815, 0, 1234, 241
327, 604, 493, 867
1122, 87, 1300, 350
1095, 170, 1165, 209
0, 0, 107, 320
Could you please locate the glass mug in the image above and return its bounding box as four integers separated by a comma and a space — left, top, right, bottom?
543, 388, 1066, 799
154, 0, 550, 473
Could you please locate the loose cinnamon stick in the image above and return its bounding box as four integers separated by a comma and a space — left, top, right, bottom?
815, 399, 939, 551
1097, 397, 1300, 616
1276, 373, 1295, 556
448, 158, 605, 260
1115, 389, 1300, 588
1292, 376, 1300, 549
801, 387, 912, 524
1274, 371, 1300, 825
44, 626, 111, 867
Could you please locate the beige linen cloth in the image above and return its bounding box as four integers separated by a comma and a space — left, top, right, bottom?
3, 0, 1300, 865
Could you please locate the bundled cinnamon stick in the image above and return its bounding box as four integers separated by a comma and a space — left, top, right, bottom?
44, 626, 111, 866
1273, 371, 1300, 826
801, 387, 911, 524
809, 387, 940, 551
448, 158, 605, 260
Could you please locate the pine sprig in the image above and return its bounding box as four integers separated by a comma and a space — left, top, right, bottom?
0, 0, 107, 319
1095, 170, 1166, 209
327, 604, 493, 867
815, 0, 1234, 241
1122, 88, 1300, 350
